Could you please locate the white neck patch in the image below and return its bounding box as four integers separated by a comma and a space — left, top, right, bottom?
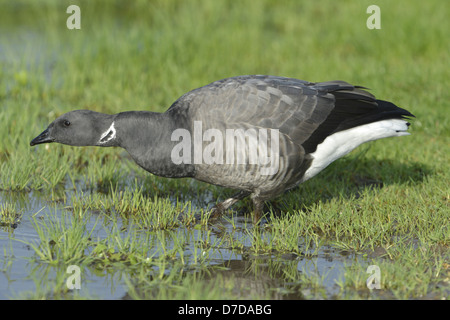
99, 122, 116, 144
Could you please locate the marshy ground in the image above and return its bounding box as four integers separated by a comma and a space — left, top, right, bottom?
0, 0, 448, 299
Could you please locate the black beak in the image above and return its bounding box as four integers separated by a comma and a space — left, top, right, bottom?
30, 128, 55, 146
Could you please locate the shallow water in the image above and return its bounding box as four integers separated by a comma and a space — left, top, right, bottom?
0, 183, 361, 299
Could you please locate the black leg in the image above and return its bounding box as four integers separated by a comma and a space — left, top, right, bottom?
210, 191, 250, 218
251, 197, 264, 224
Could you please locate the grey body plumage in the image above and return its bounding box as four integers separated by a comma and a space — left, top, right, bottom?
30, 75, 414, 222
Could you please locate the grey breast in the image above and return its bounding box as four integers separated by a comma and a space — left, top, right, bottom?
170, 75, 338, 198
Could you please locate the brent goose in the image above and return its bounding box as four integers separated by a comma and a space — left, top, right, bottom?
30, 75, 414, 222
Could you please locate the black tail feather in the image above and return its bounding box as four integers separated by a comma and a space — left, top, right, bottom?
302, 93, 414, 154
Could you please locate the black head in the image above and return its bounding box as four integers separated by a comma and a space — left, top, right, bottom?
30, 110, 117, 147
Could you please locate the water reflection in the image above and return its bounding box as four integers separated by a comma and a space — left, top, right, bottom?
0, 182, 358, 299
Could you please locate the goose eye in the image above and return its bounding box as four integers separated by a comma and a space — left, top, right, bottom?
63, 120, 71, 127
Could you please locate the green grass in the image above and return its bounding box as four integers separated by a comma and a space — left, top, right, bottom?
0, 0, 449, 299
0, 202, 22, 228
